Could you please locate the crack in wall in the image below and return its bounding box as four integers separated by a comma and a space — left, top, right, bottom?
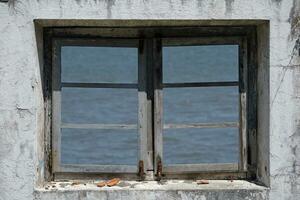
271, 0, 300, 109
224, 0, 234, 15
289, 0, 300, 40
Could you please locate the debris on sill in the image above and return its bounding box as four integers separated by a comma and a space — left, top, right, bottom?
40, 179, 266, 192
96, 181, 106, 187
96, 178, 121, 187
107, 178, 120, 187
197, 180, 209, 185
71, 181, 81, 186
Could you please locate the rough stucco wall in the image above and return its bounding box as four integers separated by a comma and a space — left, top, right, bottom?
0, 0, 299, 200
34, 189, 268, 200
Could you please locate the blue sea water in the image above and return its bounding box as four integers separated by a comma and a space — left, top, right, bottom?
60, 45, 239, 166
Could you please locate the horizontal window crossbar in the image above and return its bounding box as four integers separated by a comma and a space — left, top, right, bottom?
163, 81, 238, 88
59, 164, 137, 173
163, 163, 239, 173
61, 82, 238, 89
61, 82, 138, 89
162, 36, 243, 46
61, 123, 137, 130
164, 122, 239, 129
61, 122, 238, 130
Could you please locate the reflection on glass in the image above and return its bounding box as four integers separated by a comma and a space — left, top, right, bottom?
61, 46, 138, 83
61, 129, 138, 165
163, 128, 239, 164
164, 87, 239, 124
163, 45, 238, 83
61, 88, 138, 124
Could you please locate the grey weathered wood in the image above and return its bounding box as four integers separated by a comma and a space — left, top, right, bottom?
56, 38, 139, 47
161, 172, 247, 180
36, 19, 268, 28
50, 26, 252, 40
60, 122, 238, 130
61, 82, 137, 89
52, 39, 62, 173
239, 37, 248, 172
163, 37, 243, 46
138, 39, 151, 177
144, 39, 156, 173
59, 164, 137, 173
61, 123, 137, 130
153, 38, 163, 177
55, 172, 139, 180
240, 92, 247, 172
53, 38, 141, 174
43, 29, 54, 182
163, 163, 239, 173
246, 28, 258, 179
47, 27, 258, 180
163, 81, 238, 88
164, 122, 239, 129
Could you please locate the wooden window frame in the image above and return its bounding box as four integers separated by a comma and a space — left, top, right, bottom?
155, 37, 248, 180
52, 38, 141, 175
44, 26, 257, 181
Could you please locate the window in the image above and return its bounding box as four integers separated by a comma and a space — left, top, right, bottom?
45, 26, 257, 180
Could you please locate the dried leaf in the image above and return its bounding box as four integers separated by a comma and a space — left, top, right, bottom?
106, 178, 120, 187
197, 179, 209, 184
96, 181, 106, 187
71, 181, 81, 186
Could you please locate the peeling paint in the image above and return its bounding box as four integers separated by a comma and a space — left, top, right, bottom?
289, 0, 300, 40
224, 0, 234, 15
105, 0, 115, 19
271, 0, 282, 4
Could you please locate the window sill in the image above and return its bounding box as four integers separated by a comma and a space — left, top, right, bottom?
34, 180, 268, 200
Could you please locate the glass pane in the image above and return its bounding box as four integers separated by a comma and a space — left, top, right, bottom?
163, 128, 239, 164
61, 88, 137, 124
61, 128, 138, 165
164, 87, 239, 124
163, 45, 238, 83
61, 46, 138, 83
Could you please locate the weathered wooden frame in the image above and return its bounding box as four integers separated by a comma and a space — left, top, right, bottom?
52, 38, 142, 175
44, 26, 257, 181
153, 37, 249, 179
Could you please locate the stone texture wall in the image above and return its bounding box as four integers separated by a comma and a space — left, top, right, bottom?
0, 0, 299, 199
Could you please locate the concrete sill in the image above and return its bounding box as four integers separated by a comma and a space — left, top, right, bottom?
34, 180, 268, 200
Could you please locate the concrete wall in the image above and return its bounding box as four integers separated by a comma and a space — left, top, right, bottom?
0, 0, 299, 199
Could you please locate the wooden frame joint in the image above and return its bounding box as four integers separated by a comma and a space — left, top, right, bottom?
155, 156, 163, 181
138, 160, 146, 180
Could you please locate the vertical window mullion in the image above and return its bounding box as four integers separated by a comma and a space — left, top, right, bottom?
239, 38, 248, 172
247, 29, 258, 178
52, 39, 62, 172
138, 39, 151, 178
153, 38, 163, 179
145, 39, 155, 173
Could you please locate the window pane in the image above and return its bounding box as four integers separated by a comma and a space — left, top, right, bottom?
61, 46, 138, 83
164, 87, 239, 124
61, 88, 137, 124
61, 129, 138, 165
163, 128, 239, 164
163, 45, 238, 83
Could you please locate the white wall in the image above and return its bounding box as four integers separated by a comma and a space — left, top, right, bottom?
0, 0, 299, 200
